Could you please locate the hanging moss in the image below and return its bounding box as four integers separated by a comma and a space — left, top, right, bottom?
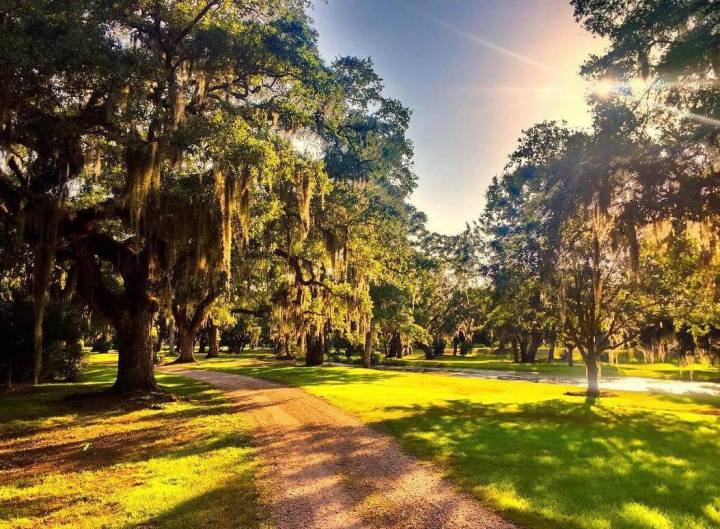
296, 168, 313, 232
125, 139, 160, 227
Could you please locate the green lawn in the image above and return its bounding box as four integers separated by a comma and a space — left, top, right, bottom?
197, 354, 720, 529
350, 349, 720, 382
0, 354, 269, 529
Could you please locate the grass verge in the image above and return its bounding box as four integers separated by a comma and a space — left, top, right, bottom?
346, 350, 720, 382
197, 353, 720, 529
0, 354, 269, 529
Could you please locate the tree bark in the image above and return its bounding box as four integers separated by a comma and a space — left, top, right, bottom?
362, 329, 372, 368
547, 338, 556, 362
168, 316, 175, 355
511, 336, 520, 363
176, 325, 196, 363
585, 354, 601, 397
32, 306, 45, 385
306, 331, 325, 366
198, 330, 207, 356
113, 307, 159, 393
389, 332, 402, 358
206, 321, 219, 358
171, 292, 216, 364
566, 344, 574, 366
522, 330, 543, 363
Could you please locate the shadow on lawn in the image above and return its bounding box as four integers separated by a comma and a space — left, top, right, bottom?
1, 360, 268, 529
120, 477, 263, 529
0, 366, 226, 438
368, 398, 720, 529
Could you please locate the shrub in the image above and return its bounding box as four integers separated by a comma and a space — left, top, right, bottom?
92, 339, 113, 353
44, 340, 88, 381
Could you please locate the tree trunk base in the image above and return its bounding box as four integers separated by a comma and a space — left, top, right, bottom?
65, 385, 177, 408
564, 390, 616, 398
169, 356, 198, 365
105, 383, 164, 397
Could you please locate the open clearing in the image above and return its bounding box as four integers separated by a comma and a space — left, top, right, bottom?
3, 353, 720, 529
193, 353, 720, 529
162, 365, 516, 529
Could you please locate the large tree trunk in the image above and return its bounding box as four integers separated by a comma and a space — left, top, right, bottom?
566, 344, 574, 366
32, 305, 45, 385
175, 325, 196, 363
167, 316, 175, 355
511, 336, 520, 363
206, 321, 219, 358
389, 332, 402, 358
585, 354, 601, 397
32, 203, 59, 385
517, 334, 530, 362
198, 331, 207, 356
363, 330, 372, 368
171, 293, 216, 364
522, 330, 543, 363
113, 306, 158, 393
275, 336, 288, 358
547, 338, 556, 362
306, 331, 325, 366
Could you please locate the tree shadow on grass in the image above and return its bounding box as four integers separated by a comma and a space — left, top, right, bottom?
367, 398, 720, 529
119, 477, 265, 529
0, 370, 226, 441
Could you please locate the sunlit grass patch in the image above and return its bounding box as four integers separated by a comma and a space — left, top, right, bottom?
202, 356, 720, 529
0, 355, 268, 529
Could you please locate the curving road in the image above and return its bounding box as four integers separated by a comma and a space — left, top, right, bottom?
161, 366, 517, 529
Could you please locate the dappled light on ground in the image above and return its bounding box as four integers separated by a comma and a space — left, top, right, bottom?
204, 355, 720, 529
164, 366, 516, 529
0, 356, 267, 529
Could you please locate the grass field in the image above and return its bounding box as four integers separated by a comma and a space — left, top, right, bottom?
348, 349, 720, 382
0, 355, 268, 529
197, 353, 720, 529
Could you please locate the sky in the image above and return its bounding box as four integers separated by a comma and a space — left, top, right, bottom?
309, 0, 608, 234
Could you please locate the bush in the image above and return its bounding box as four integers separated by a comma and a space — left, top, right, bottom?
44, 340, 88, 381
92, 339, 113, 353
0, 293, 89, 384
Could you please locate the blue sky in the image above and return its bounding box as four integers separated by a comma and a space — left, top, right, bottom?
310, 0, 607, 234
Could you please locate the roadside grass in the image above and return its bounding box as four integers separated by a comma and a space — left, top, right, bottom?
0, 354, 269, 529
354, 350, 720, 382
198, 353, 720, 529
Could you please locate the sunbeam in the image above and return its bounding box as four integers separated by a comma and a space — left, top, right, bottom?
405, 2, 560, 75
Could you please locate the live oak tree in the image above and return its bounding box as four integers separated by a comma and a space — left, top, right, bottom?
481, 123, 570, 364
481, 118, 648, 394
573, 0, 720, 368
0, 0, 329, 392
264, 56, 420, 366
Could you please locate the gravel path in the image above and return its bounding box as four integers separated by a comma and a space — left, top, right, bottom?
162, 367, 518, 529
